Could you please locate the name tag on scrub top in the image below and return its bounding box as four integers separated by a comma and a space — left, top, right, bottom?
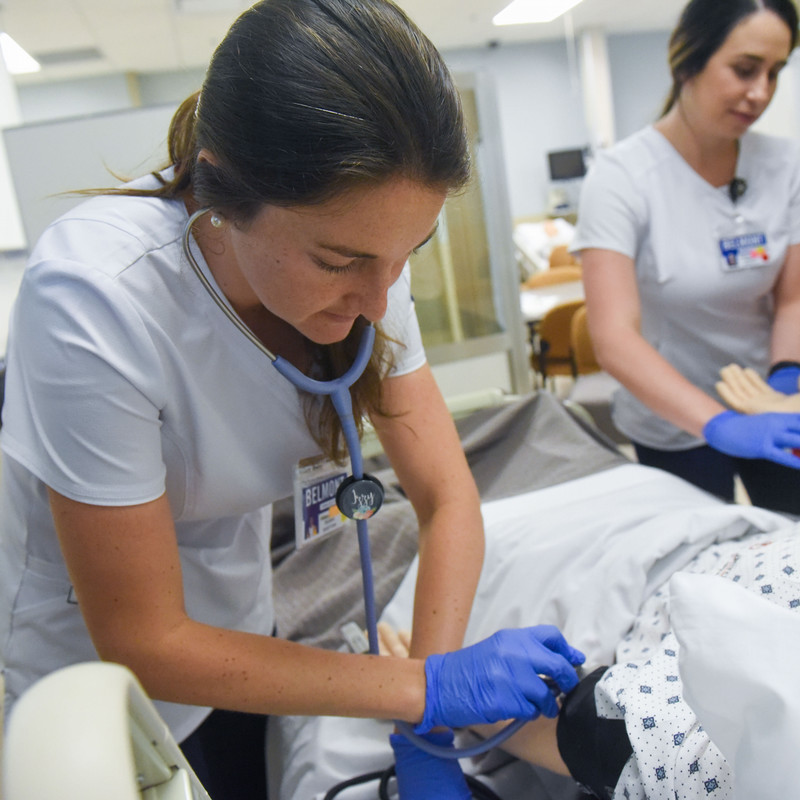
293, 455, 351, 549
719, 232, 769, 272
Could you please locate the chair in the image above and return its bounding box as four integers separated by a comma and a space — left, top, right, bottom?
520, 264, 582, 290
530, 299, 585, 385
570, 303, 601, 375
567, 305, 628, 444
548, 244, 580, 268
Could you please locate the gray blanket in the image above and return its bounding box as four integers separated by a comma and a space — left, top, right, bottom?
272, 390, 627, 650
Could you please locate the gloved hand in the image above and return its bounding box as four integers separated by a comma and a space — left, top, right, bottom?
703, 410, 800, 468
416, 625, 585, 734
767, 363, 800, 395
390, 730, 471, 800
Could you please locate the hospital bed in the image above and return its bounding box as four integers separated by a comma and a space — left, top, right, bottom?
267, 390, 800, 800
5, 391, 799, 799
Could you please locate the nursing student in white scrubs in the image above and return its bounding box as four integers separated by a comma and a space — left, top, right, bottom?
0, 1, 584, 798
573, 0, 800, 515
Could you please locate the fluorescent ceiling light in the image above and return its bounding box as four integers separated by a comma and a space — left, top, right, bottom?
493, 0, 584, 25
173, 0, 248, 12
0, 32, 41, 75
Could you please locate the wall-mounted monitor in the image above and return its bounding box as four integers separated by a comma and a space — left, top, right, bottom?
547, 148, 588, 181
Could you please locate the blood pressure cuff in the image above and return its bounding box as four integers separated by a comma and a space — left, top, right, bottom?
556, 666, 632, 800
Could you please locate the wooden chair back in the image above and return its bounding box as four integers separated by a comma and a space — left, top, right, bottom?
521, 265, 582, 290
548, 244, 579, 268
570, 304, 601, 375
531, 299, 585, 380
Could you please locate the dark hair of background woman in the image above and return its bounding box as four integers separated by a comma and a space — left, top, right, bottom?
661, 0, 799, 116
109, 0, 471, 461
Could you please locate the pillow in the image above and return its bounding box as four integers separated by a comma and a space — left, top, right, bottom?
671, 571, 800, 800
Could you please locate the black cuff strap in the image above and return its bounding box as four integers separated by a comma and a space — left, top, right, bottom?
769, 360, 800, 377
556, 666, 632, 800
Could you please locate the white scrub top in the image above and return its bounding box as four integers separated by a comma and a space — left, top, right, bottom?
573, 126, 800, 450
0, 172, 426, 741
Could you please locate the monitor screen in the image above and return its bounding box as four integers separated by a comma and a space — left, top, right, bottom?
547, 148, 587, 181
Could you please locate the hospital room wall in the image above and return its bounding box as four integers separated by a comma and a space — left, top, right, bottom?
2, 30, 800, 361
4, 30, 675, 239
446, 31, 800, 217
6, 28, 800, 234
443, 31, 673, 219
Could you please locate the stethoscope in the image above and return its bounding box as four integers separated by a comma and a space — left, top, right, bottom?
182, 208, 526, 763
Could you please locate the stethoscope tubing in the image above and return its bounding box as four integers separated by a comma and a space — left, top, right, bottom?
183, 208, 380, 650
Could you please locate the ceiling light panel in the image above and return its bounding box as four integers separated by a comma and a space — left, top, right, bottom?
172, 0, 248, 12
493, 0, 584, 25
0, 32, 40, 74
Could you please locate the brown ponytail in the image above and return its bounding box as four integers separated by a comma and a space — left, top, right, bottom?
160, 90, 200, 198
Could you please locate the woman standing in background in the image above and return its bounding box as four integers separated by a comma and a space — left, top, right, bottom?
574, 0, 800, 514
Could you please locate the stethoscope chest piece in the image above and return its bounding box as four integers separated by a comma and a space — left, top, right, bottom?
336, 474, 384, 520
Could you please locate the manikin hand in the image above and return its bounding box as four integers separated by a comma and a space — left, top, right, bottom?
717, 364, 800, 414
377, 621, 412, 658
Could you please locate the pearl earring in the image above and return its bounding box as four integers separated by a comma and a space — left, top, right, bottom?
210, 213, 224, 229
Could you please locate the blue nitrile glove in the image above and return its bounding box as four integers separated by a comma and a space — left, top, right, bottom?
703, 410, 800, 468
390, 730, 471, 800
416, 625, 585, 734
767, 362, 800, 395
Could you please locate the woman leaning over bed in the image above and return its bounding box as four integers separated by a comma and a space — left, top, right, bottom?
0, 1, 584, 798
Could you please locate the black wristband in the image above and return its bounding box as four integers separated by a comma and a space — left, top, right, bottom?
768, 360, 800, 377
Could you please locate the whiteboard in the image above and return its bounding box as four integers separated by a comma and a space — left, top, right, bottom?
3, 103, 178, 249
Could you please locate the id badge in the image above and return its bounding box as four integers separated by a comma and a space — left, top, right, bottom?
718, 231, 769, 272
293, 455, 350, 549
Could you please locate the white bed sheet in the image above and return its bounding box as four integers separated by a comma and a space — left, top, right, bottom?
270, 463, 790, 800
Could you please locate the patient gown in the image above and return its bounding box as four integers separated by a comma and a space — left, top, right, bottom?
597, 530, 800, 799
